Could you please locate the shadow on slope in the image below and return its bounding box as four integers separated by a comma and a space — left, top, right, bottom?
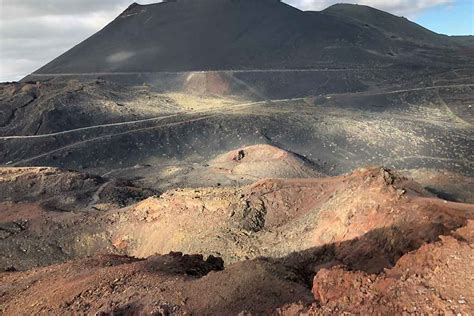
1, 219, 471, 315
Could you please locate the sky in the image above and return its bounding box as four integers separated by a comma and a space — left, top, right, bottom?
0, 0, 473, 82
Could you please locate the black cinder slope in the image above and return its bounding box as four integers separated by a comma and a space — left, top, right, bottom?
322, 3, 451, 45
32, 0, 457, 76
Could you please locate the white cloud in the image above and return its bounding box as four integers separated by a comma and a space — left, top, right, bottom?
0, 1, 146, 82
1, 0, 138, 19
0, 58, 40, 82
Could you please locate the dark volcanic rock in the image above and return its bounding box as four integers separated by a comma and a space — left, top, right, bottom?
29, 0, 464, 77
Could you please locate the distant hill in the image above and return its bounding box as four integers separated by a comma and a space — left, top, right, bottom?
30, 0, 466, 77
321, 4, 451, 45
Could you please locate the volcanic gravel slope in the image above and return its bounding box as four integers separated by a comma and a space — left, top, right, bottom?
2, 77, 472, 201
0, 166, 473, 314
279, 221, 474, 315
30, 0, 466, 76
322, 4, 450, 44
1, 1, 473, 314
0, 80, 182, 136
0, 167, 155, 211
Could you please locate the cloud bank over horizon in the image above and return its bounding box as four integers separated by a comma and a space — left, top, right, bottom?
0, 0, 468, 82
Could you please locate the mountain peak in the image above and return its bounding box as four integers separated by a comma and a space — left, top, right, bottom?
31, 0, 454, 78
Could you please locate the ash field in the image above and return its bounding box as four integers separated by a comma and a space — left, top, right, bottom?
1, 0, 474, 314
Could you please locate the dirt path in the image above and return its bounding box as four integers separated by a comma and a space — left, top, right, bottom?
0, 113, 185, 140
86, 180, 112, 210
2, 83, 472, 141
0, 98, 306, 140
26, 68, 389, 77
9, 114, 219, 166
376, 83, 474, 95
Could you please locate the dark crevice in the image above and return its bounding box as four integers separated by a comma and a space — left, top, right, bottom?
33, 115, 44, 135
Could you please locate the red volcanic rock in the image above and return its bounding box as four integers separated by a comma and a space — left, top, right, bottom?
210, 144, 323, 180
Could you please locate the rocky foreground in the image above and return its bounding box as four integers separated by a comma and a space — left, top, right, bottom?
0, 160, 473, 314
2, 0, 473, 313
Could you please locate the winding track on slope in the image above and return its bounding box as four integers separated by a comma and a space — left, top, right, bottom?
1, 83, 472, 141
0, 98, 306, 140
2, 83, 473, 167
27, 68, 389, 77
6, 98, 309, 166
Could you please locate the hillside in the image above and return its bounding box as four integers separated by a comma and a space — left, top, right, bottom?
1, 1, 473, 314
29, 0, 466, 79
1, 166, 473, 314
322, 3, 450, 45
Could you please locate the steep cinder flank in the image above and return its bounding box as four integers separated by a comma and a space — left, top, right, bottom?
322, 4, 449, 44
32, 0, 459, 76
